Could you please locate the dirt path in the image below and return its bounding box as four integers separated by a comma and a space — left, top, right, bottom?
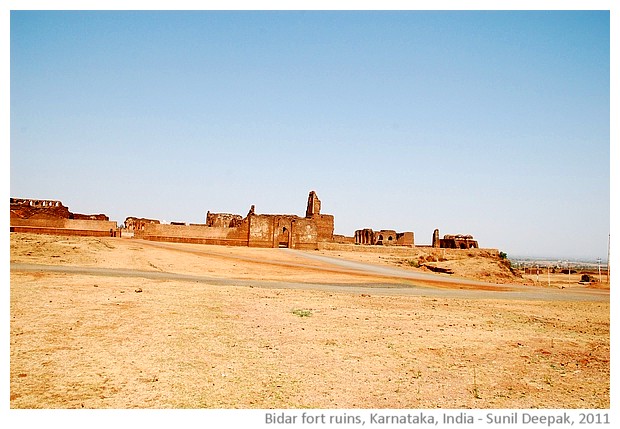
10, 261, 608, 302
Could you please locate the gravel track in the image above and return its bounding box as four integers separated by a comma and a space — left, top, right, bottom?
10, 262, 608, 302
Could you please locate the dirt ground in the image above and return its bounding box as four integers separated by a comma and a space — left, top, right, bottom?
9, 233, 610, 409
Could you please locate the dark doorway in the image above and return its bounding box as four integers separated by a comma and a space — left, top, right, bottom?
278, 227, 290, 248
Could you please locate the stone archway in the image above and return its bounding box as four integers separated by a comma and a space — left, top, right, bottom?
277, 226, 290, 248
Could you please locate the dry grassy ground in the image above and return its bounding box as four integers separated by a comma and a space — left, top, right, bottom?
9, 233, 609, 409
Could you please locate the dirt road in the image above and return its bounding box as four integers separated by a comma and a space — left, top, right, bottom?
10, 259, 607, 302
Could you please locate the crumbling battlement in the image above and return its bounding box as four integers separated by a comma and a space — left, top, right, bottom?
10, 194, 484, 250
354, 228, 414, 246
142, 191, 334, 250
432, 228, 478, 249
11, 198, 64, 208
206, 212, 244, 228
10, 198, 118, 237
11, 198, 109, 221
124, 217, 161, 232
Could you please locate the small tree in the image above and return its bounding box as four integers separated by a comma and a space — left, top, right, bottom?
499, 251, 508, 260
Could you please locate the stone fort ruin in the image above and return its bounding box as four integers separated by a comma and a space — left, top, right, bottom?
10, 192, 481, 250
354, 228, 414, 246
10, 198, 119, 237
133, 191, 335, 250
432, 228, 479, 249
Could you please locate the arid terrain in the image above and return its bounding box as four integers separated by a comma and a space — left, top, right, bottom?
10, 233, 609, 409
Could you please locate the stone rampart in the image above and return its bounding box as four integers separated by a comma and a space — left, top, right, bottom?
143, 222, 250, 246
10, 218, 119, 237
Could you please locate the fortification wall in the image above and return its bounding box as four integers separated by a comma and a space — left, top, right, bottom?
396, 231, 414, 246
10, 218, 117, 231
291, 218, 319, 250
333, 235, 355, 244
143, 222, 250, 246
314, 214, 335, 242
10, 218, 119, 237
248, 215, 276, 248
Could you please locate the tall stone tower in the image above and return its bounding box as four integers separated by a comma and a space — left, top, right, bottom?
305, 191, 321, 218
432, 228, 441, 248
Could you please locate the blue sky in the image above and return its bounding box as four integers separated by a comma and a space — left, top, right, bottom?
9, 9, 611, 260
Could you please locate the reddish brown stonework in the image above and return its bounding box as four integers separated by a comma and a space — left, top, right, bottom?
124, 217, 161, 238
141, 191, 334, 250
433, 229, 479, 249
10, 198, 119, 237
306, 191, 321, 218
10, 194, 482, 250
124, 217, 160, 231
206, 212, 243, 228
354, 228, 414, 246
432, 228, 441, 248
10, 198, 71, 220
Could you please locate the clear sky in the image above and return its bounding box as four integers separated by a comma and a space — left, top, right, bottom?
9, 8, 611, 260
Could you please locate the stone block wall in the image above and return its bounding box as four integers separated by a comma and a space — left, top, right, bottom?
10, 218, 119, 237
143, 220, 250, 246
290, 218, 319, 250
248, 215, 277, 248
354, 228, 414, 246
313, 214, 335, 242
396, 231, 414, 246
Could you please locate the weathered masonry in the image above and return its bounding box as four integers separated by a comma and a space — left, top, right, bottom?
10, 198, 120, 237
124, 217, 160, 232
432, 228, 479, 249
138, 191, 334, 250
10, 194, 482, 250
354, 228, 414, 246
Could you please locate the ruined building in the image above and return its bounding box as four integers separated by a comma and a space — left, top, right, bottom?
10, 194, 482, 250
354, 228, 414, 246
138, 191, 334, 250
432, 228, 479, 249
124, 217, 160, 232
10, 198, 119, 237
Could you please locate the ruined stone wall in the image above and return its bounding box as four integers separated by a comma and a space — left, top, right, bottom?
125, 217, 160, 231
206, 212, 244, 228
248, 215, 277, 248
355, 228, 413, 246
11, 197, 110, 223
432, 229, 441, 248
355, 229, 374, 245
440, 235, 479, 249
396, 232, 414, 246
10, 198, 64, 208
290, 218, 319, 250
140, 213, 321, 249
375, 230, 397, 245
314, 214, 334, 242
333, 234, 355, 244
72, 213, 109, 221
11, 198, 71, 220
433, 229, 479, 249
143, 220, 250, 246
10, 218, 119, 237
306, 191, 322, 218
247, 215, 320, 249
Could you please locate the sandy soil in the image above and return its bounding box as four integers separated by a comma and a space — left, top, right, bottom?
9, 233, 609, 409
